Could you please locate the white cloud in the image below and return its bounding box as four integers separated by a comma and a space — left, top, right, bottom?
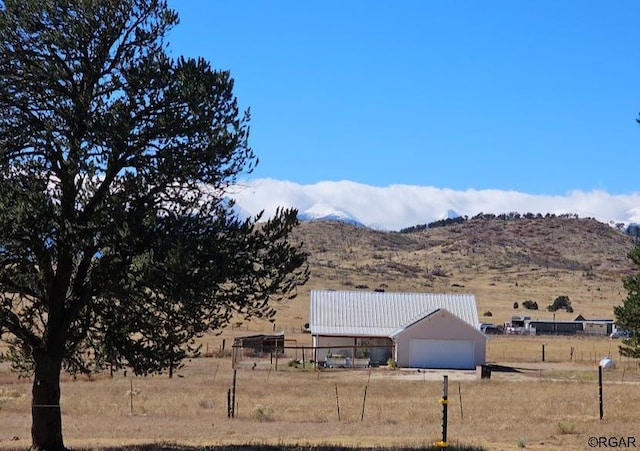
230, 178, 640, 231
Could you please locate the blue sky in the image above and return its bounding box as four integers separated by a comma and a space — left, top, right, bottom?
167, 1, 639, 196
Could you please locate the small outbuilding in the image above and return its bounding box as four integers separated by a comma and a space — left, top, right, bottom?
233, 333, 284, 357
310, 290, 486, 369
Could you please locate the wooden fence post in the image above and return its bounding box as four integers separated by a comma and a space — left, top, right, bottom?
361, 385, 368, 421
334, 383, 341, 422
458, 382, 463, 421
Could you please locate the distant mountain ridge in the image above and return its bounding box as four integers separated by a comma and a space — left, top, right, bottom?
296, 204, 463, 230
293, 204, 640, 237
293, 214, 637, 287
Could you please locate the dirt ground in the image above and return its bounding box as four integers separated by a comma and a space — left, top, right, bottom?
356, 361, 630, 383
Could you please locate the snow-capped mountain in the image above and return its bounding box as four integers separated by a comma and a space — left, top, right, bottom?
297, 203, 364, 227
445, 209, 461, 219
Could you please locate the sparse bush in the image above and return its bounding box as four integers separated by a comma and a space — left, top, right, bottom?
399, 223, 428, 233
431, 267, 447, 277
387, 358, 397, 369
556, 420, 576, 434
0, 387, 22, 399
522, 300, 538, 310
198, 399, 214, 409
252, 404, 274, 422
516, 437, 527, 448
210, 349, 232, 358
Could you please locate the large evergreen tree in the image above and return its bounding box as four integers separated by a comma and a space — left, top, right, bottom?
614, 244, 640, 358
0, 1, 308, 449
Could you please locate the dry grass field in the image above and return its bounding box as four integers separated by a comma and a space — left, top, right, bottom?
1, 347, 640, 451
1, 216, 639, 450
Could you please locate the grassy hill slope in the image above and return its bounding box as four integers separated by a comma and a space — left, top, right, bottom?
267, 216, 636, 332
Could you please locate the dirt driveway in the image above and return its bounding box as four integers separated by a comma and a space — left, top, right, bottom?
371, 361, 609, 382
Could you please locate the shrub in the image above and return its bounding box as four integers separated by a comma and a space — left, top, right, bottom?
198, 399, 214, 409
431, 267, 447, 277
513, 302, 519, 309
522, 300, 538, 310
556, 421, 576, 434
483, 311, 493, 317
252, 405, 274, 422
548, 295, 572, 312
212, 349, 232, 358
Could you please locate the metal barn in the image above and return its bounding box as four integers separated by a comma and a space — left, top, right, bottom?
309, 290, 486, 370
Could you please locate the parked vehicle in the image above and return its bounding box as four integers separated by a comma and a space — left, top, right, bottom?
480, 323, 503, 335
610, 330, 631, 339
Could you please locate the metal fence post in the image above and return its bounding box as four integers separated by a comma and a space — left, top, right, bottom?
436, 375, 449, 448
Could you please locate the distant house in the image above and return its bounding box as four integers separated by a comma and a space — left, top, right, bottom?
309, 290, 486, 370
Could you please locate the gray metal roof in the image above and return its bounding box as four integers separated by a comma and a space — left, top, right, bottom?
310, 290, 480, 337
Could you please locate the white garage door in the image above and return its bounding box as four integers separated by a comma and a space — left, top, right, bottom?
409, 339, 474, 369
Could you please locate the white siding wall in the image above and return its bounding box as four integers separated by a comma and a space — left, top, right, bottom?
394, 311, 486, 369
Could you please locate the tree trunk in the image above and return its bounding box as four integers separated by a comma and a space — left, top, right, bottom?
30, 352, 65, 451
